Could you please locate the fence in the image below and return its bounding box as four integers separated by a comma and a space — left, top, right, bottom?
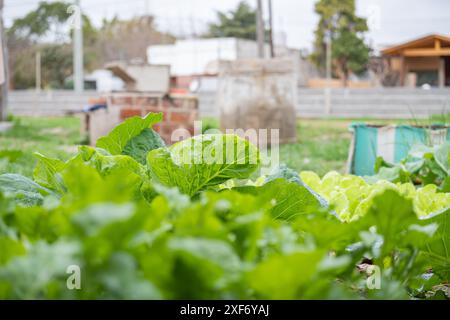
199, 87, 450, 119
8, 90, 96, 116
7, 88, 450, 119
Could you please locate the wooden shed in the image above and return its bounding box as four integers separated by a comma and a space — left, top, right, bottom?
381, 34, 450, 87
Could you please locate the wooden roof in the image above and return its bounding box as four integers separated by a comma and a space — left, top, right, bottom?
104, 62, 136, 84
381, 34, 450, 57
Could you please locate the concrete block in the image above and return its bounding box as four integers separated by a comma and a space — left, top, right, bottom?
218, 58, 298, 144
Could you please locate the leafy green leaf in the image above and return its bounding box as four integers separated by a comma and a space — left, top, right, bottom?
61, 162, 142, 209
79, 146, 146, 178
147, 134, 260, 196
419, 210, 450, 280
96, 113, 163, 156
238, 178, 322, 221
0, 241, 80, 299
169, 237, 241, 274
246, 251, 324, 299
72, 203, 135, 236
0, 237, 26, 265
265, 165, 329, 208
434, 142, 450, 175
0, 174, 52, 207
94, 252, 161, 299
122, 128, 165, 165
362, 189, 416, 257
33, 152, 67, 193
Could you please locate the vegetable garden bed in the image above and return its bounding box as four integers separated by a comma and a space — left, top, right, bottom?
0, 113, 448, 299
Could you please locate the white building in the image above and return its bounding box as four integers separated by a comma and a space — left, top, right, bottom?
147, 38, 271, 77
105, 62, 170, 93
84, 69, 125, 92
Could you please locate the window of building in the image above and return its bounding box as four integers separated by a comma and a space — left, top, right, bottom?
413, 70, 438, 87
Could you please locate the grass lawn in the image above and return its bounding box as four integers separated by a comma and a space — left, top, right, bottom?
0, 115, 443, 178
280, 120, 351, 175
0, 116, 85, 177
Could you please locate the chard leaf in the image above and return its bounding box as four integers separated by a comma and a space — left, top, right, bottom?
362, 189, 416, 256
72, 203, 135, 236
265, 165, 330, 209
0, 241, 80, 299
0, 237, 26, 265
168, 237, 242, 298
122, 128, 165, 165
33, 152, 67, 193
419, 209, 450, 280
0, 174, 51, 207
246, 251, 324, 299
79, 146, 145, 178
434, 142, 450, 175
96, 252, 161, 299
147, 134, 260, 196
61, 162, 142, 208
169, 237, 241, 274
96, 113, 163, 157
32, 146, 147, 196
238, 178, 322, 221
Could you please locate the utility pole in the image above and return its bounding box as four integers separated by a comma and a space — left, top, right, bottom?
325, 30, 332, 115
36, 51, 41, 93
0, 0, 7, 121
268, 0, 275, 58
324, 15, 338, 115
73, 0, 84, 93
256, 0, 264, 58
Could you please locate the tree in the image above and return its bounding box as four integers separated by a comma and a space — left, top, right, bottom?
207, 1, 259, 40
311, 0, 370, 86
40, 44, 73, 89
92, 15, 175, 66
6, 1, 97, 89
8, 1, 72, 42
7, 1, 175, 89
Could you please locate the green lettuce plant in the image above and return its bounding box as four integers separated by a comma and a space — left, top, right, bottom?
0, 113, 448, 300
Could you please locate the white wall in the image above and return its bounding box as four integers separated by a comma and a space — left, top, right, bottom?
148, 38, 236, 76
147, 38, 270, 77
85, 70, 124, 92
125, 65, 170, 92
235, 39, 270, 59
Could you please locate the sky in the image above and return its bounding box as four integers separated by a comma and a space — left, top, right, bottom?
4, 0, 450, 52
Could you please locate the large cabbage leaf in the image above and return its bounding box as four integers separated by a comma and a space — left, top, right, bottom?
96, 112, 164, 163
147, 134, 260, 196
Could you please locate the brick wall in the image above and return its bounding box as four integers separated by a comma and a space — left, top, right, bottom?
109, 93, 198, 145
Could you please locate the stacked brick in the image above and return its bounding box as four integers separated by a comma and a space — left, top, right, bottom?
109, 93, 198, 144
